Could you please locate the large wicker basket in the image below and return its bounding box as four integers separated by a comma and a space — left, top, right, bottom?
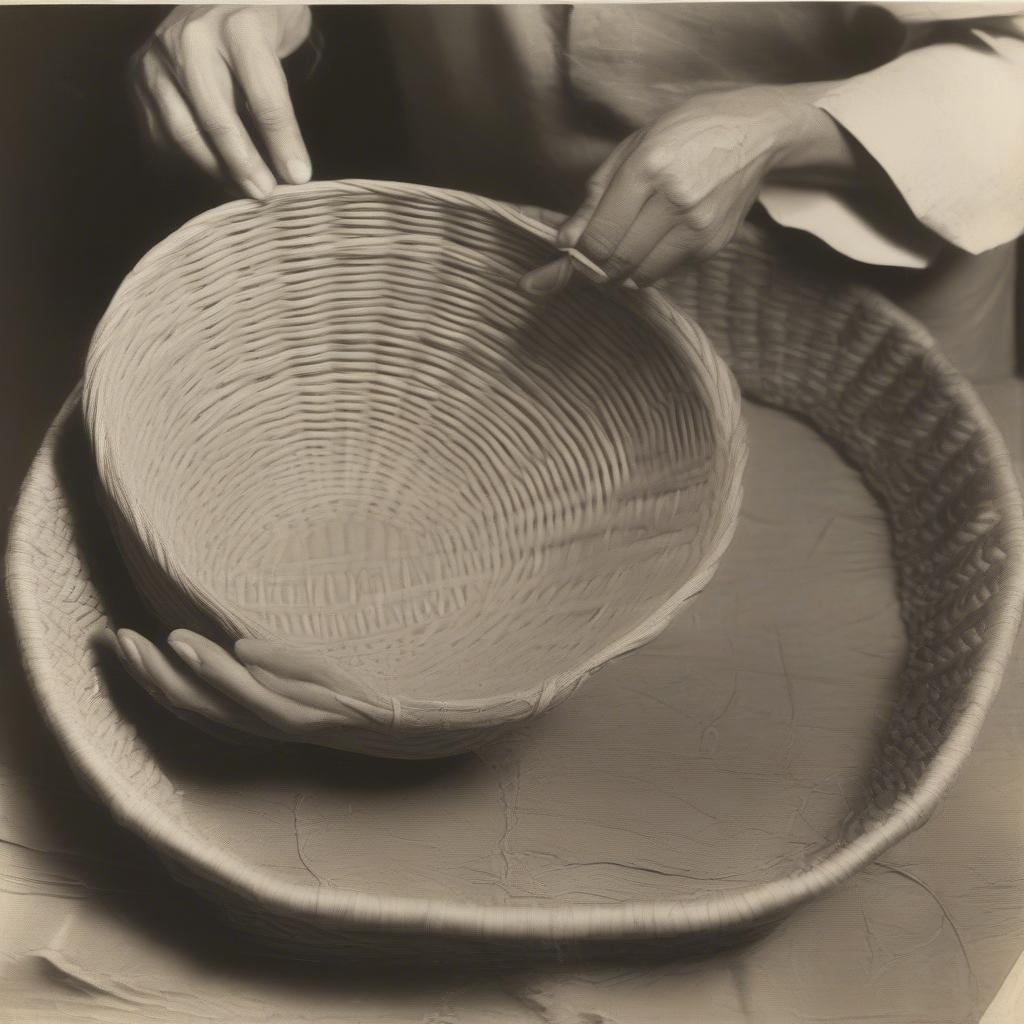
7, 211, 1023, 966
81, 180, 746, 759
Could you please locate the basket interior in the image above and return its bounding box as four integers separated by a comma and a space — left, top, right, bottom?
29, 398, 904, 913
163, 401, 901, 907
86, 190, 731, 701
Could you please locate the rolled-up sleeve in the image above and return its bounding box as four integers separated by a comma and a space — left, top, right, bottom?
815, 13, 1024, 257
762, 6, 1024, 266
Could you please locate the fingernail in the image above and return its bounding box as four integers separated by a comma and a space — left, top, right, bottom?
556, 219, 581, 248
255, 167, 277, 196
169, 639, 200, 670
241, 178, 267, 201
286, 157, 311, 185
521, 273, 555, 296
118, 631, 141, 670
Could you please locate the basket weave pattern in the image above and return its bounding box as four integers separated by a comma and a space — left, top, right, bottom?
663, 244, 1024, 833
81, 182, 745, 756
7, 202, 1023, 961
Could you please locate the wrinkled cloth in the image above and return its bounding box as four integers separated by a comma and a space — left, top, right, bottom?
382, 2, 1022, 379
386, 2, 1024, 263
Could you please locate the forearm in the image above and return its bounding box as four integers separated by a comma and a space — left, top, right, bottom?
764, 83, 892, 193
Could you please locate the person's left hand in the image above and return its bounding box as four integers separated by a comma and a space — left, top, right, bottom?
520, 84, 853, 294
106, 627, 399, 747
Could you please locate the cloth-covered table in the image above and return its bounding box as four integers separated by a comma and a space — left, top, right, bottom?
2, 373, 1022, 1024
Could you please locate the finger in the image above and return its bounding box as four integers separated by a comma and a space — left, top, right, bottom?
146, 70, 225, 181
132, 84, 168, 152
519, 255, 574, 296
234, 639, 386, 710
114, 635, 278, 746
160, 35, 276, 198
518, 135, 640, 294
114, 627, 189, 707
129, 52, 165, 148
632, 222, 724, 287
103, 627, 164, 704
601, 192, 679, 283
556, 133, 644, 250
118, 629, 278, 738
223, 12, 311, 184
168, 630, 358, 733
572, 151, 654, 272
517, 205, 570, 231
137, 50, 219, 174
116, 630, 283, 745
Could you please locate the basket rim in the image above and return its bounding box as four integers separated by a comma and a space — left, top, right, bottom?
8, 254, 1024, 941
80, 179, 748, 730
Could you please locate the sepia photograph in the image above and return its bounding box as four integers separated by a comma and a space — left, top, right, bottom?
2, 2, 1023, 1021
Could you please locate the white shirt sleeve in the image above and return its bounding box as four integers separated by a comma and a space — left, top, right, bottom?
762, 9, 1024, 266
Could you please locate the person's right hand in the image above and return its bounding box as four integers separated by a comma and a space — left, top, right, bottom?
130, 4, 314, 199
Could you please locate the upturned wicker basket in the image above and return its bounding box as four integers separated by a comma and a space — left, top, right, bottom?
81, 180, 746, 759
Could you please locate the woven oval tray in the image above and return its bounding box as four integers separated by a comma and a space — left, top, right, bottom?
80, 180, 745, 759
7, 221, 1023, 965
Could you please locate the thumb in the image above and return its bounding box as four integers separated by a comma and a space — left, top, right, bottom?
519, 256, 574, 296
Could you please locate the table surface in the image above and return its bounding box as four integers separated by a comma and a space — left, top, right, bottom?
2, 378, 1022, 1024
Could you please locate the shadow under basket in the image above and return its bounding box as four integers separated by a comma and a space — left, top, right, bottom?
80, 180, 746, 759
7, 204, 1024, 965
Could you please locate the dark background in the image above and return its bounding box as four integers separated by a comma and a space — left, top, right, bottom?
2, 4, 1023, 540
0, 4, 418, 794
0, 4, 416, 527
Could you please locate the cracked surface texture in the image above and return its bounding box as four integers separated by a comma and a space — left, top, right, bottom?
4, 380, 1024, 1021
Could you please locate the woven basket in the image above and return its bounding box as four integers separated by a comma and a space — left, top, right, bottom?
81, 180, 746, 759
7, 218, 1023, 966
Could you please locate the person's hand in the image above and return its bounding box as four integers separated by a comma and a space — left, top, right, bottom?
106, 627, 399, 747
130, 4, 314, 199
520, 84, 867, 294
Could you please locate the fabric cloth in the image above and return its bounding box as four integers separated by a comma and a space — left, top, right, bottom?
380, 2, 1022, 380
